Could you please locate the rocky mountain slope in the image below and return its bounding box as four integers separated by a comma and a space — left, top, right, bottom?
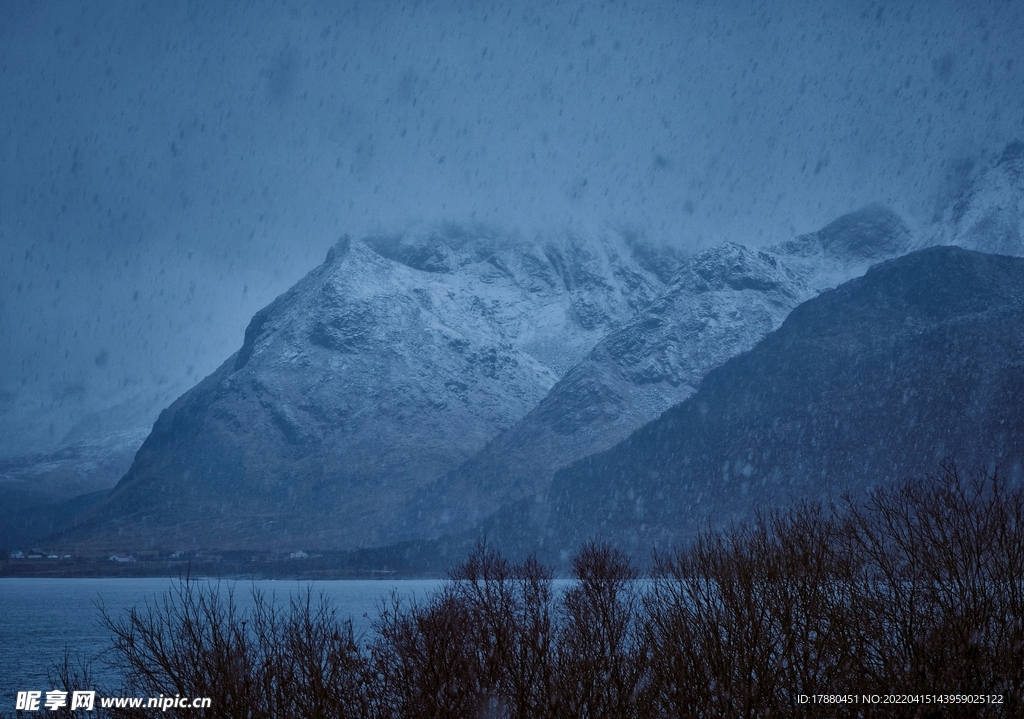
403, 146, 1024, 549
540, 247, 1024, 555
56, 227, 680, 551
402, 205, 915, 539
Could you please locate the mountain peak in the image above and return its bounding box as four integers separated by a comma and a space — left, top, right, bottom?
58, 226, 678, 552
814, 204, 911, 262
771, 204, 912, 265
362, 226, 493, 274
324, 234, 352, 265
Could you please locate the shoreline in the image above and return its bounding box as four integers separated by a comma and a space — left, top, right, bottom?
0, 557, 448, 581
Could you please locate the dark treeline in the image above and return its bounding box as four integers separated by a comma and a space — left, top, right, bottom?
20, 463, 1024, 718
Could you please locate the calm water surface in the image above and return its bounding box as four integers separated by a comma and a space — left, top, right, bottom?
0, 577, 442, 698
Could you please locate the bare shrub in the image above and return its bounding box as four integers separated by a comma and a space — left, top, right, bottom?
643, 464, 1024, 718
837, 462, 1024, 716
645, 505, 850, 718
555, 541, 650, 718
370, 540, 556, 718
99, 578, 371, 718
370, 586, 479, 717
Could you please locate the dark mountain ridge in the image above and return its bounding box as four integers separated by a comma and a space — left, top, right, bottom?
540, 246, 1024, 555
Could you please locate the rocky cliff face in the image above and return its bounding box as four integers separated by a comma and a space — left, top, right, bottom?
61, 227, 678, 551
542, 247, 1024, 555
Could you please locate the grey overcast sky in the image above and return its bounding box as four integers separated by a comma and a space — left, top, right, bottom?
2, 0, 1023, 455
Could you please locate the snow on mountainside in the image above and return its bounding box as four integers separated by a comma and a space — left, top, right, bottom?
0, 429, 148, 502
930, 142, 1024, 257
57, 227, 680, 551
404, 206, 914, 539
407, 147, 1024, 546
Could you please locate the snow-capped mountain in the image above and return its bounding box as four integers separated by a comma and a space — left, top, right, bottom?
50, 143, 1024, 557
58, 226, 679, 551
767, 202, 918, 288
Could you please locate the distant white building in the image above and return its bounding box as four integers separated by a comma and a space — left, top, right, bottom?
9, 551, 24, 559
108, 554, 137, 563
289, 550, 309, 559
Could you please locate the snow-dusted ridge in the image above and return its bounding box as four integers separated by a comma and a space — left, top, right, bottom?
57, 226, 680, 551
403, 205, 916, 539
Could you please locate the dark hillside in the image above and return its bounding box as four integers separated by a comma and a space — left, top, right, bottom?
546, 246, 1024, 554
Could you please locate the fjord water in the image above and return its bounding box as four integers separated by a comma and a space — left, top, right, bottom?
0, 578, 442, 696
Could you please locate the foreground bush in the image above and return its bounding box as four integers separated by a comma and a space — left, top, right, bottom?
16, 463, 1023, 718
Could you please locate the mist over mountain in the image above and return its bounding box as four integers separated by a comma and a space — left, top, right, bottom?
0, 430, 146, 549
930, 141, 1024, 255
49, 206, 909, 552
